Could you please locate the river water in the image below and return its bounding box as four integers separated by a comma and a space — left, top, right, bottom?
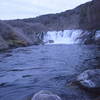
0, 45, 100, 100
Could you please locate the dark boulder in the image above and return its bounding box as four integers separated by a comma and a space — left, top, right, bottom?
77, 69, 100, 91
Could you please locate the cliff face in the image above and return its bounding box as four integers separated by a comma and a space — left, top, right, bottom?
23, 0, 100, 30
22, 9, 80, 31
79, 0, 100, 30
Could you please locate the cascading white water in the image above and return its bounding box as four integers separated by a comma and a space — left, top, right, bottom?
43, 30, 83, 44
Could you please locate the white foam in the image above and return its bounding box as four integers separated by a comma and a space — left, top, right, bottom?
95, 30, 100, 40
43, 30, 82, 44
82, 80, 96, 88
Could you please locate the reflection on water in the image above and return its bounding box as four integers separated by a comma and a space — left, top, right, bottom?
0, 45, 100, 100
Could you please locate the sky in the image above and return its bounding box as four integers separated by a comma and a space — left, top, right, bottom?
0, 0, 91, 20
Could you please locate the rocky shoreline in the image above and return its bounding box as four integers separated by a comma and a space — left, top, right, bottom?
0, 20, 46, 51
31, 69, 100, 100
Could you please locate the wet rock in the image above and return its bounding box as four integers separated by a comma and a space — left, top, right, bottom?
31, 90, 62, 100
48, 40, 54, 43
77, 69, 100, 90
76, 30, 100, 44
95, 31, 100, 44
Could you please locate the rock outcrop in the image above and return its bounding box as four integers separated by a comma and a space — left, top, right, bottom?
31, 90, 61, 100
77, 69, 100, 100
0, 21, 46, 50
76, 30, 98, 44
77, 69, 100, 91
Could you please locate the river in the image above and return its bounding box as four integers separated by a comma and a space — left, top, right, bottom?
0, 44, 100, 100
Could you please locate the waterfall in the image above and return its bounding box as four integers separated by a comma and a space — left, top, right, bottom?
43, 30, 83, 44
